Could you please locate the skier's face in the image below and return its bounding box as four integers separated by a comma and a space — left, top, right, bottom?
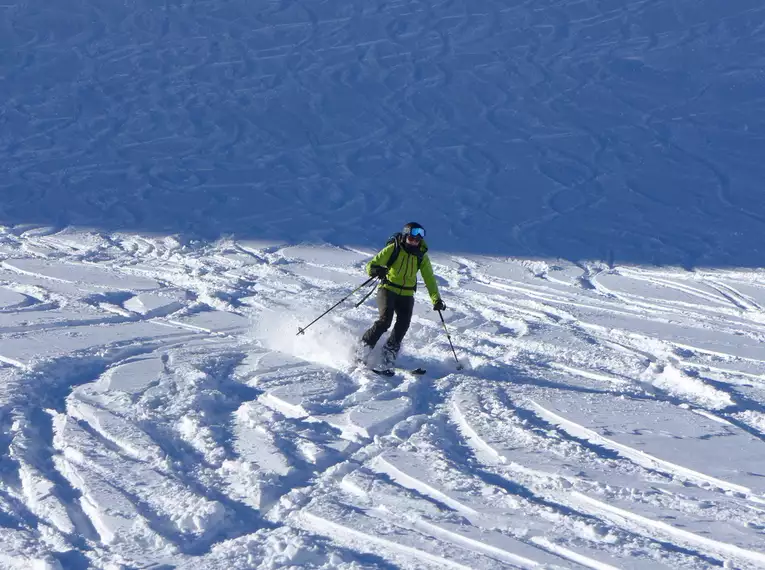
405, 227, 425, 246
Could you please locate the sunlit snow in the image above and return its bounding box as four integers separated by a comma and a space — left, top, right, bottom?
2, 0, 765, 569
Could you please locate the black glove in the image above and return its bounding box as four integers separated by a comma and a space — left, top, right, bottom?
370, 265, 388, 279
433, 299, 446, 311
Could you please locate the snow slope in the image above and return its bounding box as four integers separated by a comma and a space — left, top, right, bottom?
3, 0, 765, 265
2, 0, 765, 568
0, 231, 763, 569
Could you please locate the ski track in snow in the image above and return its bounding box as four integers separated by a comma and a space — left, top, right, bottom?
2, 0, 765, 568
0, 230, 763, 568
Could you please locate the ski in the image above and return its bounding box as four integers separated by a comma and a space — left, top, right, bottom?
370, 367, 426, 377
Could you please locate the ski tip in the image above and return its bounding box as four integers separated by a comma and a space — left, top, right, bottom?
371, 368, 396, 377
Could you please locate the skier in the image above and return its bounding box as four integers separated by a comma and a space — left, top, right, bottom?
356, 222, 446, 369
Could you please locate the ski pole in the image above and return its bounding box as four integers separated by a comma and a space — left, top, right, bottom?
297, 276, 378, 336
354, 279, 379, 308
438, 309, 464, 370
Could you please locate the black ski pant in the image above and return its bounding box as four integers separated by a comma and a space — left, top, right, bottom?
361, 288, 415, 354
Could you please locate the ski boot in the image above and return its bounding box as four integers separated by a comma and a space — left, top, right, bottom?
380, 339, 400, 372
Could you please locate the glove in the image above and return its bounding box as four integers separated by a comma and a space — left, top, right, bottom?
433, 299, 446, 311
370, 265, 388, 279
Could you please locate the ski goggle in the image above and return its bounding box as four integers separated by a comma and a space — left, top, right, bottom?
407, 227, 426, 239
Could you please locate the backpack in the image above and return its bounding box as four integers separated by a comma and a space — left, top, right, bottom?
386, 232, 424, 270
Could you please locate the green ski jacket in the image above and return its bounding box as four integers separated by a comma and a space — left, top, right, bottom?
366, 239, 441, 304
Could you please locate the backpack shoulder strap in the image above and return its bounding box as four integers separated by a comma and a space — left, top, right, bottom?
386, 233, 403, 267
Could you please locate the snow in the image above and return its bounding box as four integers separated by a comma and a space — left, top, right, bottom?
2, 0, 765, 568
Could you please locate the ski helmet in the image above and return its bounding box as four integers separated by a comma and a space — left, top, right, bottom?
402, 222, 426, 239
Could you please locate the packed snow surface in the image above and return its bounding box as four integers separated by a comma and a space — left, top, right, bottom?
2, 0, 765, 568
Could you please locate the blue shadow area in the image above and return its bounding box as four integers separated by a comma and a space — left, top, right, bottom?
2, 0, 764, 267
